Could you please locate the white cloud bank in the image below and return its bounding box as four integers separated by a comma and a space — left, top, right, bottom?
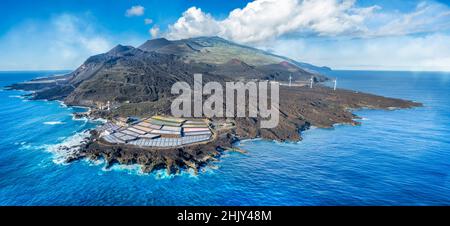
269, 34, 450, 71
165, 0, 450, 71
126, 5, 145, 17
166, 0, 450, 43
166, 0, 379, 43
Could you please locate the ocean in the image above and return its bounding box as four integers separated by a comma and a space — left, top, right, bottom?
0, 70, 449, 205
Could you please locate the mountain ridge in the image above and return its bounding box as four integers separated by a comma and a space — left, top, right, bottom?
139, 36, 331, 74
7, 36, 329, 108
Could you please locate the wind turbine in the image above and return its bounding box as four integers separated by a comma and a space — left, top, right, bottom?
333, 78, 337, 91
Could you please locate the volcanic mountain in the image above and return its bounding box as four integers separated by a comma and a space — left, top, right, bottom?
8, 36, 328, 111
139, 36, 330, 73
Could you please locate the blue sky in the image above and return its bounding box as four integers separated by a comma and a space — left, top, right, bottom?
0, 0, 252, 37
1, 0, 450, 71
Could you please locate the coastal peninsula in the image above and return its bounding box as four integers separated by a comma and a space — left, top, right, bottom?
6, 37, 422, 174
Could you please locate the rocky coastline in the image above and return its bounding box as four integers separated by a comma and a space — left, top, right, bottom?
65, 129, 236, 175
45, 84, 421, 175
4, 37, 423, 175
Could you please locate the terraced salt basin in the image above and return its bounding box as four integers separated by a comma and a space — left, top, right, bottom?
99, 116, 213, 148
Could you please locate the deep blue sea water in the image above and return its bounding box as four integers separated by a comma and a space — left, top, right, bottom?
0, 70, 449, 206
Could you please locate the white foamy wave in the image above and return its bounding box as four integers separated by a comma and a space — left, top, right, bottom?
153, 169, 176, 179
153, 167, 201, 179
201, 165, 218, 175
72, 115, 88, 122
56, 100, 67, 108
98, 162, 201, 179
102, 164, 146, 176
86, 158, 104, 166
14, 141, 27, 146
9, 95, 25, 99
43, 121, 65, 125
44, 130, 91, 164
93, 118, 107, 123
18, 143, 35, 151
239, 138, 262, 144
71, 114, 106, 124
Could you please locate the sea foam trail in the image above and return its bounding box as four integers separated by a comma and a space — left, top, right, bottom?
8, 95, 25, 99
44, 130, 91, 164
43, 121, 65, 125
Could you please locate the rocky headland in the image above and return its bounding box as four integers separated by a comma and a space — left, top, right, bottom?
6, 36, 422, 175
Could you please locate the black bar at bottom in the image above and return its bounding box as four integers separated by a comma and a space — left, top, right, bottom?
0, 206, 447, 225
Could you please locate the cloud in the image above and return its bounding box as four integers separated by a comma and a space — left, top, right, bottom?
166, 0, 379, 43
52, 14, 111, 53
164, 0, 450, 71
144, 18, 153, 25
149, 26, 160, 38
167, 7, 221, 40
267, 34, 450, 71
126, 5, 145, 17
166, 0, 450, 44
368, 1, 450, 37
0, 14, 115, 70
